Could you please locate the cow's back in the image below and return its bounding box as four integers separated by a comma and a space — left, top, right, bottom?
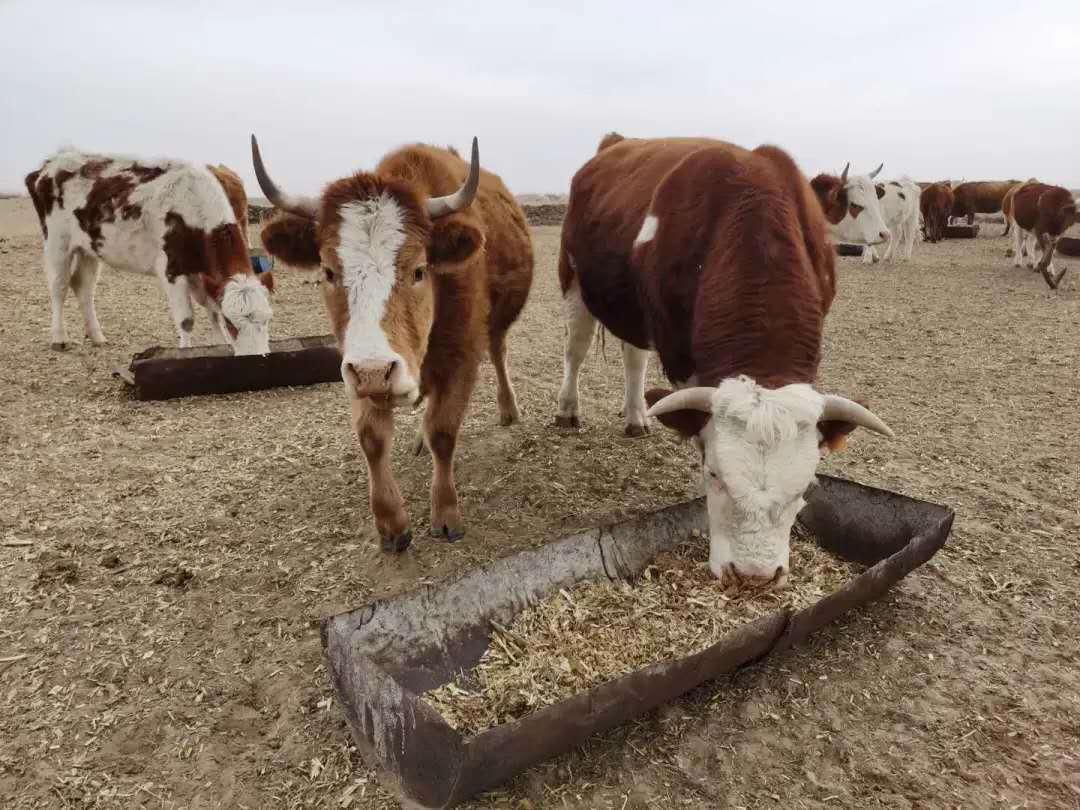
560, 138, 731, 346
207, 164, 249, 248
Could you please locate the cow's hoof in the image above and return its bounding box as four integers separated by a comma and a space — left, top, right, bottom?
624, 423, 649, 438
380, 530, 413, 553
50, 342, 68, 352
554, 415, 581, 429
412, 433, 426, 457
499, 410, 521, 427
431, 524, 465, 543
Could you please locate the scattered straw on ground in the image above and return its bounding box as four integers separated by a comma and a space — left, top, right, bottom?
423, 527, 861, 735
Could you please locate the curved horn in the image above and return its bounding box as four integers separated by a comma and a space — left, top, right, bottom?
645, 387, 716, 418
820, 395, 894, 438
250, 134, 319, 220
427, 136, 480, 219
839, 162, 850, 185
867, 162, 884, 180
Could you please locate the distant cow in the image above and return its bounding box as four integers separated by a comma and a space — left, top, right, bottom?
25, 150, 273, 354
1007, 182, 1078, 289
951, 180, 1020, 235
812, 163, 893, 248
920, 182, 955, 243
254, 136, 533, 550
557, 136, 893, 586
861, 178, 921, 264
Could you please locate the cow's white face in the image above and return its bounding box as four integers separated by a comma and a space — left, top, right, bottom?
220, 276, 273, 355
835, 176, 891, 246
695, 377, 823, 586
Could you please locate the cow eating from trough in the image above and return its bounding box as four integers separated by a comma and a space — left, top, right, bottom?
812, 163, 892, 252
254, 136, 534, 550
25, 150, 274, 354
556, 135, 894, 587
1007, 182, 1078, 289
919, 182, 955, 243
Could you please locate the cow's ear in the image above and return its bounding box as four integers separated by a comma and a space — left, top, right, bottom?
645, 387, 711, 438
257, 271, 275, 294
817, 419, 858, 454
260, 214, 320, 269
429, 218, 484, 267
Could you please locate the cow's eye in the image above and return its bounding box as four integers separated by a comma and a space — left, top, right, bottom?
849, 203, 864, 217
413, 266, 427, 284
322, 267, 335, 283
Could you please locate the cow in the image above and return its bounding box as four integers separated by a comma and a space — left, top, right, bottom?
1002, 179, 1036, 259
857, 178, 921, 264
951, 180, 1020, 235
812, 163, 892, 249
555, 136, 893, 586
25, 150, 273, 354
252, 136, 534, 550
1007, 182, 1078, 289
920, 182, 955, 243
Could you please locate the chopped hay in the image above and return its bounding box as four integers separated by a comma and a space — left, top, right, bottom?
422, 526, 861, 735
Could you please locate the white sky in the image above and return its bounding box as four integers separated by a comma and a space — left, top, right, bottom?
3, 0, 1079, 196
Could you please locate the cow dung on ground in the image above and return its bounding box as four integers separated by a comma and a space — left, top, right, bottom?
1, 195, 1079, 807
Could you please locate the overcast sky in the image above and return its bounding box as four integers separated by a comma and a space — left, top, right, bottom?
3, 0, 1078, 196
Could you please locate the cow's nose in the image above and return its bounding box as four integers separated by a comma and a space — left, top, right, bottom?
721, 563, 789, 590
343, 359, 397, 398
879, 229, 892, 242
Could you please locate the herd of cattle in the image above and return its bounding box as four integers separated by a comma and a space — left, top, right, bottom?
20, 134, 1079, 585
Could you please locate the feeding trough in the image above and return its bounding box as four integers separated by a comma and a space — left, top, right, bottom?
943, 223, 980, 239
1057, 236, 1080, 258
322, 474, 954, 808
113, 335, 341, 400
835, 243, 865, 257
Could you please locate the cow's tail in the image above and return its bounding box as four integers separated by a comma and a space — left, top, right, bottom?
25, 169, 49, 238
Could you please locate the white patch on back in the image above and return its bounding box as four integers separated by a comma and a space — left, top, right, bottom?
337, 194, 407, 366
634, 214, 658, 246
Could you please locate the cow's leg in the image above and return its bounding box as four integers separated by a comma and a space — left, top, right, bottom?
1024, 233, 1039, 269
489, 329, 521, 426
424, 364, 479, 542
352, 398, 411, 551
155, 259, 195, 348
1012, 226, 1025, 268
555, 279, 597, 429
70, 254, 107, 345
44, 240, 73, 350
862, 244, 876, 265
621, 342, 650, 437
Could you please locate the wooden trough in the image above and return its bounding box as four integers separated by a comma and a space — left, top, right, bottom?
113, 335, 341, 400
943, 223, 980, 239
322, 474, 954, 808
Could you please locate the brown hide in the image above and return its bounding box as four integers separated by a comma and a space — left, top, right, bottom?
207, 164, 250, 250
809, 173, 849, 224
561, 137, 834, 392
951, 180, 1020, 219
920, 183, 955, 242
1011, 183, 1078, 238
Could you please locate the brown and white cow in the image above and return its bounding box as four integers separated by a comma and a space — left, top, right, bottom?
951, 180, 1021, 235
25, 151, 273, 354
253, 136, 533, 550
919, 182, 955, 243
556, 136, 893, 586
1008, 182, 1078, 289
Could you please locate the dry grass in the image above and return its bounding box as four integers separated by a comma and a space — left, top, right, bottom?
424, 527, 860, 736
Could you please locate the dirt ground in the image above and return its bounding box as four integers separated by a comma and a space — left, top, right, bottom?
1, 196, 1079, 809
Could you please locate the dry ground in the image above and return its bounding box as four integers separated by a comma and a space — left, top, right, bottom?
1, 197, 1079, 809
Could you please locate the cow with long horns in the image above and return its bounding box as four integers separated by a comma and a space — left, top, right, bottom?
254, 136, 534, 550
556, 136, 894, 587
1007, 181, 1078, 289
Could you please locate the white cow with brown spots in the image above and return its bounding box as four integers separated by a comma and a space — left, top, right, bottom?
25, 149, 274, 354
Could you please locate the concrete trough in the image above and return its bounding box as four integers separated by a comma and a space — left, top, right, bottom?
113, 335, 341, 400
835, 243, 865, 257
322, 474, 954, 808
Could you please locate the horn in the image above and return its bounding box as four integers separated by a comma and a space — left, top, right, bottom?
839, 162, 850, 185
427, 136, 480, 219
250, 134, 319, 220
867, 162, 884, 180
645, 387, 716, 418
820, 395, 894, 438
